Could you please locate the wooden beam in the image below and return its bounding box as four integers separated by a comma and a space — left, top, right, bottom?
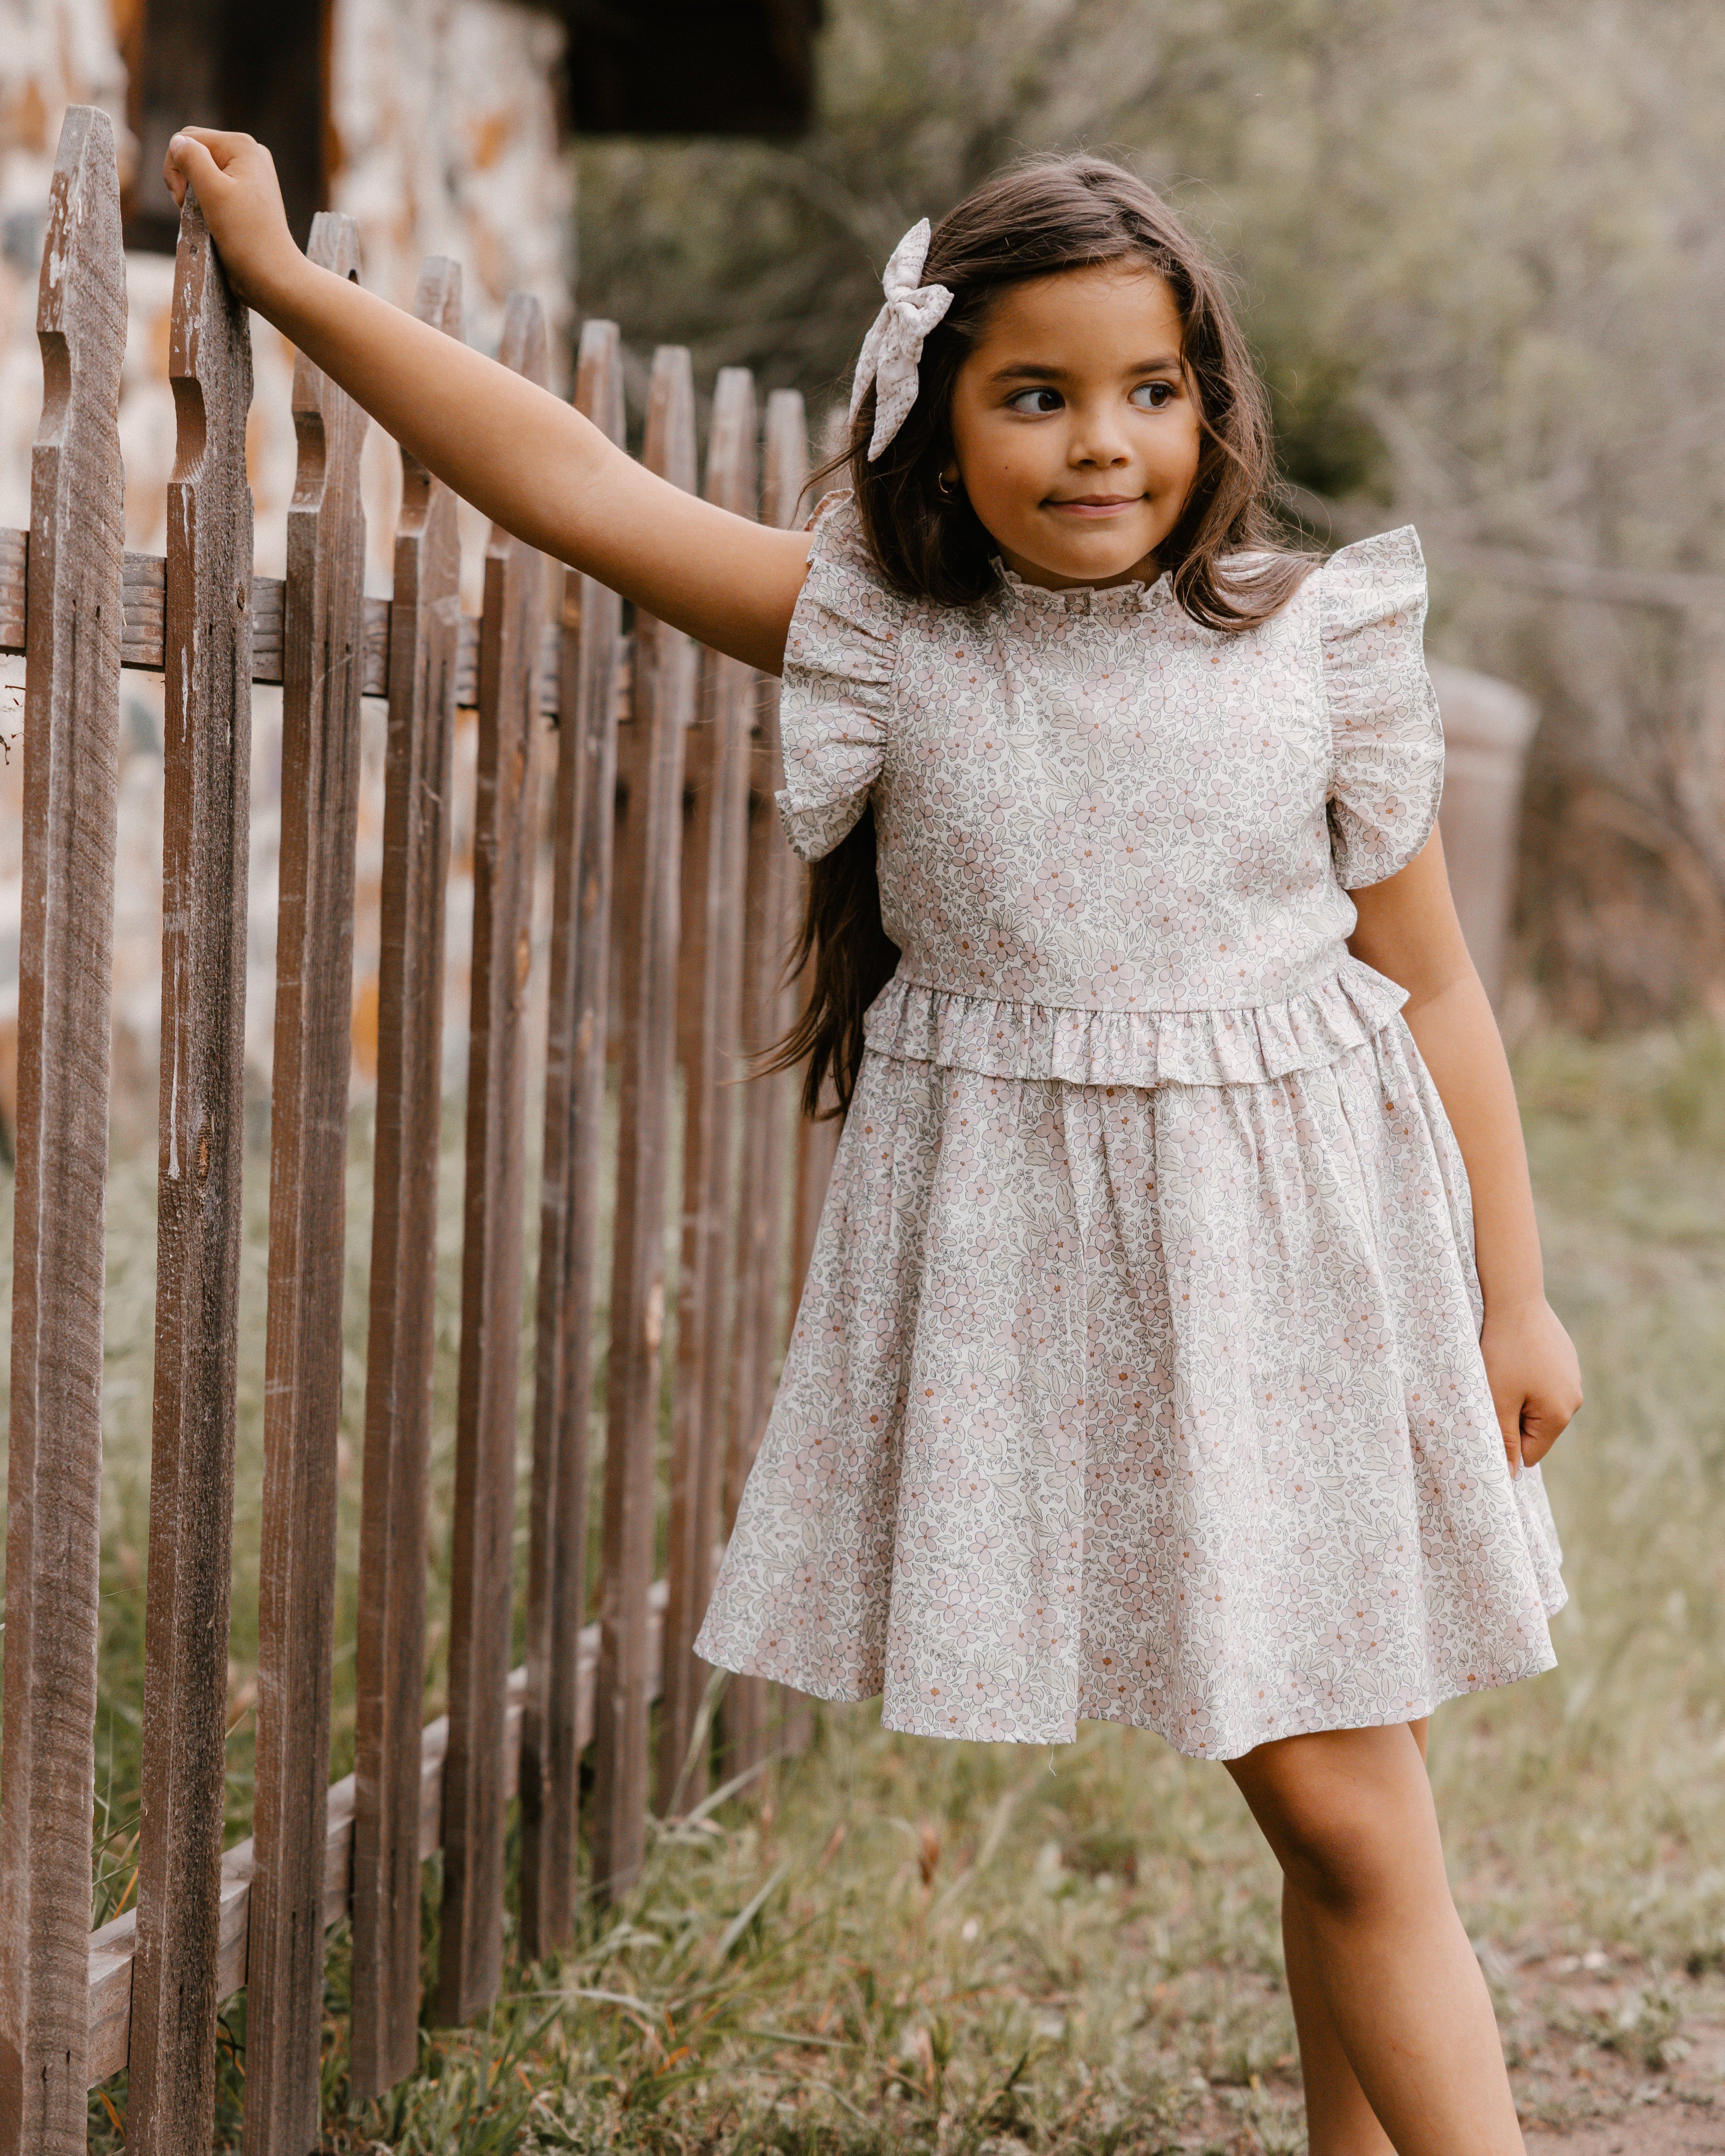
725, 387, 812, 1770
126, 184, 255, 2156
438, 291, 549, 2029
350, 255, 465, 2103
87, 1586, 670, 2088
0, 530, 562, 713
663, 366, 758, 1812
0, 102, 126, 2156
245, 208, 370, 2156
592, 346, 697, 1902
520, 317, 627, 1961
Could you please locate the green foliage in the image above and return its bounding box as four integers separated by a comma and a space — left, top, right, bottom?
576, 0, 1725, 1023
578, 0, 1725, 546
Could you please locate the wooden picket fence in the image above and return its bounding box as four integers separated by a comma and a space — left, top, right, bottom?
0, 106, 839, 2156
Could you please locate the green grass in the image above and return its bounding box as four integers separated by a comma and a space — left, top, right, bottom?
2, 1025, 1723, 2150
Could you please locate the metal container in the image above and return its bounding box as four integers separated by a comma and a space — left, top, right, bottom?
1429, 659, 1540, 1008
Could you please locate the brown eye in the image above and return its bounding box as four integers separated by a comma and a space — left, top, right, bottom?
1007, 387, 1063, 415
1130, 381, 1176, 409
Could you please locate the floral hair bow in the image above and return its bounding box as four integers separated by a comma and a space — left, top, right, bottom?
848, 219, 954, 460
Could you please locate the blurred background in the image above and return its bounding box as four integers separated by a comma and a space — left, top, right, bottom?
570, 0, 1725, 1039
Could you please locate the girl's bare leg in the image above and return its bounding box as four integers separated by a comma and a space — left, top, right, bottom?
1276, 1720, 1430, 2155
1227, 1719, 1522, 2156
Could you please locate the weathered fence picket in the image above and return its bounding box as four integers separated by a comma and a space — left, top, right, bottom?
439, 293, 551, 2026
126, 188, 255, 2156
350, 255, 466, 2099
0, 108, 835, 2154
592, 345, 698, 1899
723, 387, 813, 1776
520, 316, 627, 1959
662, 365, 761, 1813
246, 208, 371, 2156
0, 102, 126, 2156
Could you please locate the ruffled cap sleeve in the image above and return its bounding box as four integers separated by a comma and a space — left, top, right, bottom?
1321, 527, 1445, 889
776, 490, 904, 862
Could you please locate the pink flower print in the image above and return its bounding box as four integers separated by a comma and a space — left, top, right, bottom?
1115, 804, 1155, 864
698, 507, 1556, 1756
1009, 1297, 1057, 1358
1028, 860, 1083, 926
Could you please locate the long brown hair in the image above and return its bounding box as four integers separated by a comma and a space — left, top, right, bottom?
780, 154, 1313, 1119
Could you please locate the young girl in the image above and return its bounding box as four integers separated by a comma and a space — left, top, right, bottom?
167, 136, 1579, 2155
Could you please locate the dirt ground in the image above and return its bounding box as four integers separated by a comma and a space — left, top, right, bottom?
1511, 1950, 1725, 2154
1158, 1948, 1725, 2153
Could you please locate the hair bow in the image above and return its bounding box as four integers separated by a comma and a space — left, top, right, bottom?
848, 219, 955, 460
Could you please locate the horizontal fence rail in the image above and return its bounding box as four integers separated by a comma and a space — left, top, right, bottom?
0, 538, 564, 714
86, 1590, 667, 2087
0, 107, 830, 2156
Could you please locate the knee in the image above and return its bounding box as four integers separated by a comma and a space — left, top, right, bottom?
1270, 1785, 1389, 1916
1232, 1735, 1424, 1918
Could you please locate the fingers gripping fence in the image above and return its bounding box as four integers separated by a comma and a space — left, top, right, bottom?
0, 109, 826, 2156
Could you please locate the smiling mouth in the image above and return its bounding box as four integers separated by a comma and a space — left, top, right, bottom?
1045, 494, 1144, 517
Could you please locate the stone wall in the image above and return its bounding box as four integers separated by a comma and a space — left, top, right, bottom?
0, 0, 576, 1142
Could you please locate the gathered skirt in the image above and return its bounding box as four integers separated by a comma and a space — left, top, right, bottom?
695, 1017, 1565, 1759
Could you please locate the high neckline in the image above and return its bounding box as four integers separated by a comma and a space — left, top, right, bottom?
991, 558, 1174, 616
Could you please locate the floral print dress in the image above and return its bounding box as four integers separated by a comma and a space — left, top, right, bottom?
694, 492, 1565, 1759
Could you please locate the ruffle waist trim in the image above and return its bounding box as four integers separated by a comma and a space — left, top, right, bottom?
862, 958, 1410, 1087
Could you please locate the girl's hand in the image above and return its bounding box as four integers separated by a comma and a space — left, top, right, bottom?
1480, 1295, 1582, 1472
163, 128, 304, 312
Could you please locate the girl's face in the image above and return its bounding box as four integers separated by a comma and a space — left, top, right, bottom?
947, 263, 1202, 592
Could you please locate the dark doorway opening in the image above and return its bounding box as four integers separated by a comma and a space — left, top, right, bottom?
123, 0, 331, 254
563, 0, 820, 137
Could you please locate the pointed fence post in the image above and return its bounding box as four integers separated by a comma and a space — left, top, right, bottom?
350, 257, 465, 2099
244, 210, 368, 2156
593, 346, 697, 1900
521, 317, 627, 1959
723, 388, 812, 1773
660, 368, 759, 1812
437, 293, 550, 2024
0, 102, 124, 2156
126, 186, 255, 2156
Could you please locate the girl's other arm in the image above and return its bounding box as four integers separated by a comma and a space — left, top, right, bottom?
1346, 829, 1582, 1470
163, 129, 812, 676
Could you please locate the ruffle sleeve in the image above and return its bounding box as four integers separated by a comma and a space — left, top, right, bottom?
1320, 526, 1445, 889
776, 490, 905, 863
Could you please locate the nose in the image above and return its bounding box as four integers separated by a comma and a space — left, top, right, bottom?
1067, 396, 1133, 469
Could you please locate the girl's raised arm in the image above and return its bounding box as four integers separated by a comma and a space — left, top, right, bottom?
164, 128, 813, 677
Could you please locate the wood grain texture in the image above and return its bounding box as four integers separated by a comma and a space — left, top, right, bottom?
437, 292, 550, 2026
592, 346, 697, 1900
0, 541, 559, 724
520, 318, 626, 1959
662, 367, 759, 1812
126, 188, 255, 2156
724, 389, 812, 1774
0, 102, 126, 2156
350, 258, 464, 2099
244, 210, 369, 2156
86, 1577, 675, 2086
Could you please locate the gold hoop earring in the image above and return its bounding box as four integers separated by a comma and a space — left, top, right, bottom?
937, 470, 959, 498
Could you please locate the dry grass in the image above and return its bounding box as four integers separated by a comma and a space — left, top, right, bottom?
1, 1025, 1721, 2151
